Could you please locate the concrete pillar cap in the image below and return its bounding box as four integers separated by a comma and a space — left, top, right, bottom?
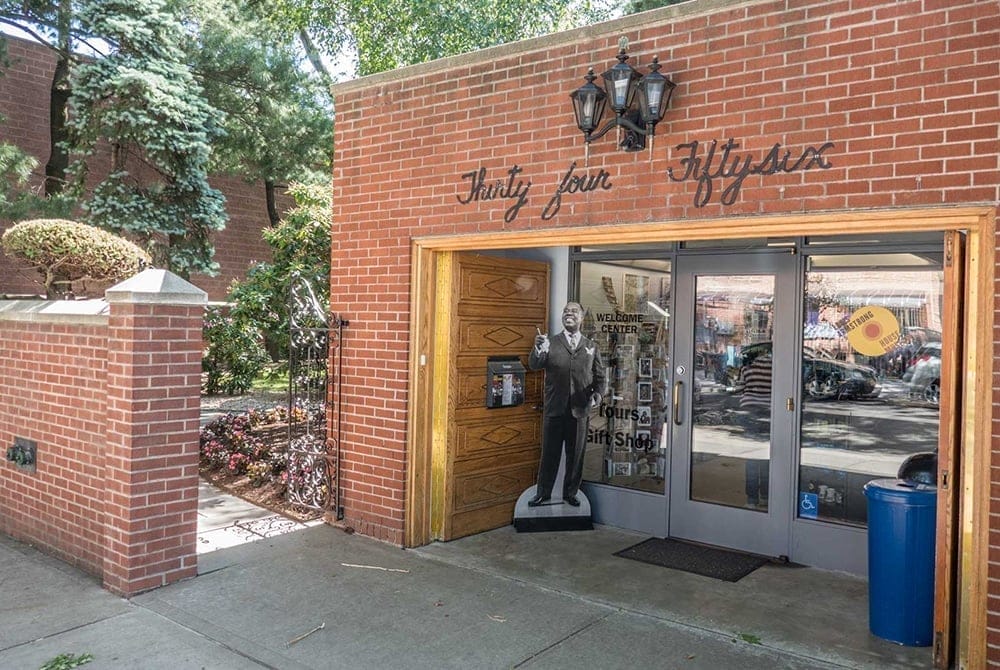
105, 269, 208, 305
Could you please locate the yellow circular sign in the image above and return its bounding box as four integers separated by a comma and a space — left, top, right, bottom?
844, 306, 901, 356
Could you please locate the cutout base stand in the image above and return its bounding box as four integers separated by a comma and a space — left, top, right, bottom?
513, 485, 593, 532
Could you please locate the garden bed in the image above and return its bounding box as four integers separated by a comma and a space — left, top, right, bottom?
199, 403, 325, 522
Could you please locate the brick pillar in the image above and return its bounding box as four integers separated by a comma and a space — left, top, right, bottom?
102, 270, 206, 597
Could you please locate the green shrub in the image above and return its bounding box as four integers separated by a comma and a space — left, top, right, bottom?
202, 306, 270, 395
224, 181, 331, 360
203, 181, 329, 389
0, 218, 151, 297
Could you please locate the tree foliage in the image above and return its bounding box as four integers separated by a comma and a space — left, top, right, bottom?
0, 17, 75, 220
202, 305, 271, 394
180, 1, 333, 225
0, 134, 41, 218
0, 141, 75, 221
0, 142, 37, 208
258, 0, 613, 77
66, 0, 228, 277
622, 0, 684, 15
348, 0, 590, 75
229, 180, 332, 357
2, 0, 333, 274
0, 0, 97, 195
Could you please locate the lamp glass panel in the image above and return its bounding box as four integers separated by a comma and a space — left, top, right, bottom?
638, 75, 672, 124
646, 84, 662, 112
603, 64, 638, 111
613, 77, 629, 107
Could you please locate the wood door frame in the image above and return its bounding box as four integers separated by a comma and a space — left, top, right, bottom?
934, 230, 964, 668
405, 206, 994, 668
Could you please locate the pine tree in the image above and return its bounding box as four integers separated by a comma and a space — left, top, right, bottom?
66, 0, 227, 276
183, 1, 332, 226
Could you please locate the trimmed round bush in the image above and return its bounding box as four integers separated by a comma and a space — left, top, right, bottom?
1, 218, 152, 297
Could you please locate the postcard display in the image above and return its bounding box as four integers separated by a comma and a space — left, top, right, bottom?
579, 267, 671, 494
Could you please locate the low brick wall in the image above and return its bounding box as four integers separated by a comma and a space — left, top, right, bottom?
0, 270, 206, 596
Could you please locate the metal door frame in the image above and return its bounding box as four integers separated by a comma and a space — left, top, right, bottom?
668, 252, 799, 559
573, 255, 673, 538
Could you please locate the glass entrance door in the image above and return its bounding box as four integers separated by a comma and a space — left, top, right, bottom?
573, 239, 945, 573
669, 254, 798, 558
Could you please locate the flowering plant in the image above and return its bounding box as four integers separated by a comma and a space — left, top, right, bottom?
199, 403, 327, 495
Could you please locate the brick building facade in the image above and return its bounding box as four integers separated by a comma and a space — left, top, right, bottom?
330, 0, 999, 666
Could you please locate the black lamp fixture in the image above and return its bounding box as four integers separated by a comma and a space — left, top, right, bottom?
570, 37, 676, 162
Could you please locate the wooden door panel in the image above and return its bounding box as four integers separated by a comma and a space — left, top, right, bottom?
453, 463, 538, 511
454, 417, 542, 460
456, 320, 540, 353
449, 503, 526, 540
451, 448, 539, 476
439, 253, 549, 540
456, 265, 547, 307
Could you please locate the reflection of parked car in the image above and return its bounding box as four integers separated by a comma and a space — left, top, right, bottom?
904, 341, 941, 405
740, 342, 881, 400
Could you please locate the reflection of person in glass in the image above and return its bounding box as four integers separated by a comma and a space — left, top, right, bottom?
528, 302, 606, 507
738, 352, 771, 507
739, 352, 772, 434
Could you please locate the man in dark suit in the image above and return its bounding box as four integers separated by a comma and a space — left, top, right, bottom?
527, 302, 606, 507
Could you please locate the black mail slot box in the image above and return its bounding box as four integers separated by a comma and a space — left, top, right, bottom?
486, 357, 526, 409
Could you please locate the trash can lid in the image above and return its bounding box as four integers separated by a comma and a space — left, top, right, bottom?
863, 478, 937, 504
897, 452, 937, 486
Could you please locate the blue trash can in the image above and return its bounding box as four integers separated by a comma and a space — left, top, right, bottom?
863, 478, 937, 646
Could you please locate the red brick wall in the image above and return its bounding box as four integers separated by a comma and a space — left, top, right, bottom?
0, 35, 281, 302
0, 275, 204, 596
0, 317, 109, 576
102, 301, 204, 595
330, 0, 1000, 638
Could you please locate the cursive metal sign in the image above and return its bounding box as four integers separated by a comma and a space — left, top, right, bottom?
667, 139, 835, 207
454, 139, 835, 220
456, 165, 532, 223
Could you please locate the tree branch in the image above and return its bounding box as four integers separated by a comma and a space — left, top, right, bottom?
297, 29, 333, 86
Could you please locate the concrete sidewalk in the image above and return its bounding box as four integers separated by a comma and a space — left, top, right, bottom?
0, 484, 929, 670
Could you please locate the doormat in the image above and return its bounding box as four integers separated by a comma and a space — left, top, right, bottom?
614, 538, 768, 582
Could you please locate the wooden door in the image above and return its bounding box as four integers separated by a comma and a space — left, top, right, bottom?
933, 230, 964, 668
432, 252, 548, 540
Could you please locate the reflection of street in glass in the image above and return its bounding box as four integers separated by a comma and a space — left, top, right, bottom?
688, 376, 939, 522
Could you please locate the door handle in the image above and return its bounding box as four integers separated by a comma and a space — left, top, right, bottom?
673, 381, 683, 425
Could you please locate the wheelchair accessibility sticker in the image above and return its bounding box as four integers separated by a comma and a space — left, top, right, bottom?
799, 492, 819, 519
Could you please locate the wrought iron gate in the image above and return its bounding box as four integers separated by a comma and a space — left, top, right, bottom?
286, 275, 346, 516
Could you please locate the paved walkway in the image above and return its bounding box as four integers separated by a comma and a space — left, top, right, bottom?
196, 480, 323, 557
0, 480, 929, 669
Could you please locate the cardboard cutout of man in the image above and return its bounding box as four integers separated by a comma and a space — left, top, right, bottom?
528, 302, 606, 507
